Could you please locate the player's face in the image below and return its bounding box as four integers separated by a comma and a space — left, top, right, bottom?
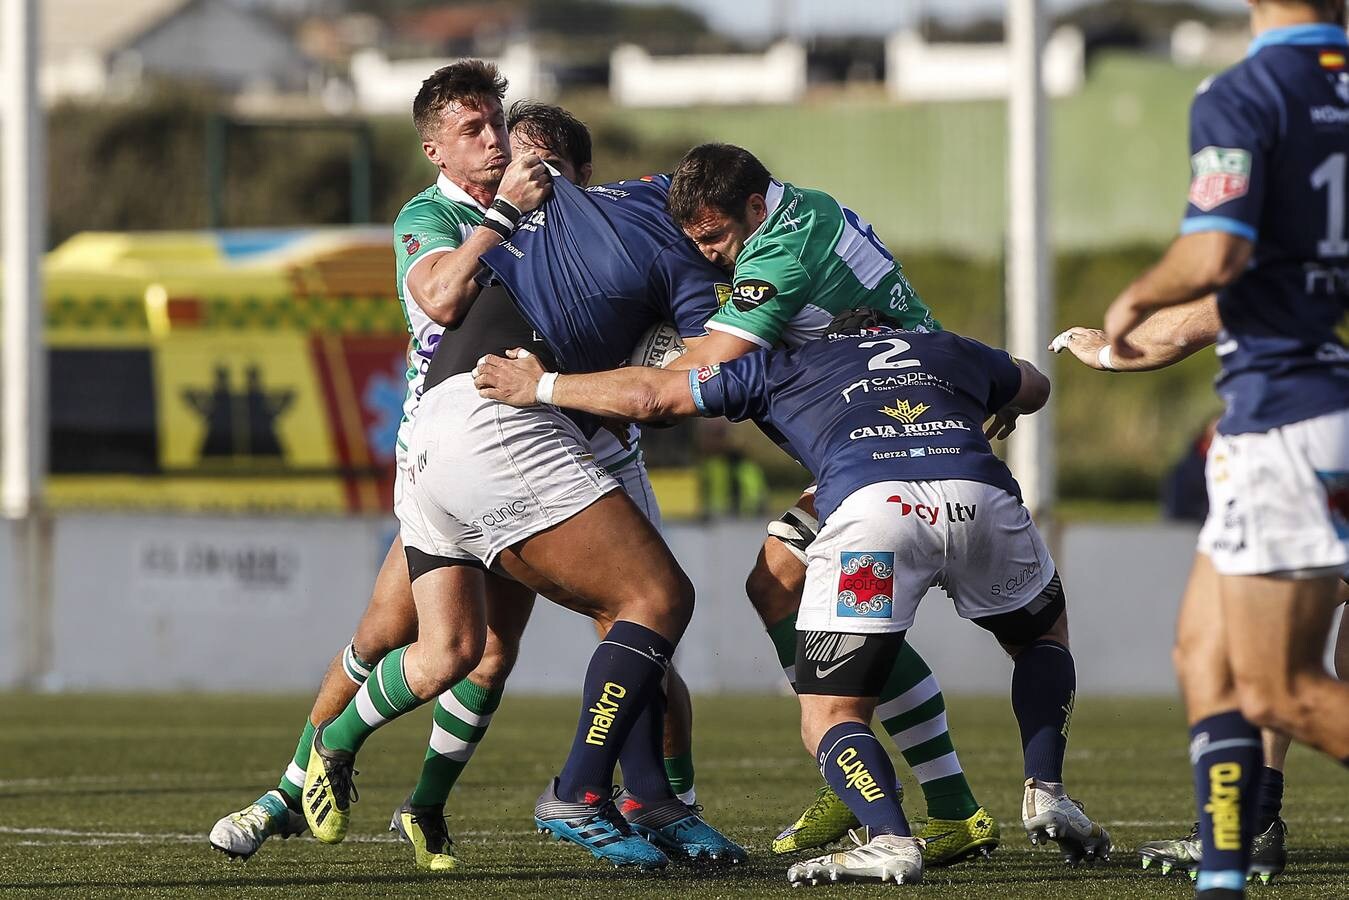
509, 130, 583, 185
423, 98, 511, 191
681, 195, 768, 272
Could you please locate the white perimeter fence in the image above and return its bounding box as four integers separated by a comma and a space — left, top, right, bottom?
0, 516, 1341, 695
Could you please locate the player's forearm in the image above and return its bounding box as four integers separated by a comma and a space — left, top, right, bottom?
413, 228, 507, 327
553, 368, 695, 421
1112, 295, 1220, 370
1122, 232, 1251, 316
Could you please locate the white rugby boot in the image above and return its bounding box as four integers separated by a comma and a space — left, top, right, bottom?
786, 828, 924, 886
1021, 778, 1112, 864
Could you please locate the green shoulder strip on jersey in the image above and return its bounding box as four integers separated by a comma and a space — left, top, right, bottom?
392, 187, 483, 307
707, 181, 939, 349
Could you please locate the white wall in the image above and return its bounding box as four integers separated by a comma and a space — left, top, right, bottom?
6, 513, 1322, 697
348, 43, 551, 115
610, 41, 806, 108
885, 27, 1084, 103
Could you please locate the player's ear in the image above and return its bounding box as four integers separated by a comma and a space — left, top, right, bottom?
422, 140, 440, 167
577, 162, 593, 188
746, 193, 768, 227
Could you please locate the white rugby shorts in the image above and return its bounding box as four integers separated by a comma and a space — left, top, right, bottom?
397, 374, 619, 568
1198, 407, 1349, 577
798, 479, 1057, 634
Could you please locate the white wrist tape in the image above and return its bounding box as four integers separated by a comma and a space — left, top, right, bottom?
536, 372, 558, 405
1097, 345, 1116, 371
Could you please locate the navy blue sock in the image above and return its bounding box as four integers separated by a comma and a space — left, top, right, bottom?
1191, 710, 1262, 894
1011, 639, 1076, 782
558, 621, 673, 803
1255, 766, 1283, 832
816, 721, 909, 837
617, 684, 674, 802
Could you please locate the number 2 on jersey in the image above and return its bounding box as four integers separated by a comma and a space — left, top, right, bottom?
859, 338, 920, 370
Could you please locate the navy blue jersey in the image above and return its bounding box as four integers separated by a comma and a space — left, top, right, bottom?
479, 174, 728, 375
689, 328, 1024, 523
1182, 23, 1349, 434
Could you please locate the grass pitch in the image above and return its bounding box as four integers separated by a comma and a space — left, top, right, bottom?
1, 693, 1346, 898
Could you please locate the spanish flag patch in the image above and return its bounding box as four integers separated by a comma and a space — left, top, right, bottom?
1321, 51, 1346, 70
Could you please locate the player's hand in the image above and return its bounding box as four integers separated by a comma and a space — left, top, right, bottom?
496, 153, 552, 214
473, 348, 547, 406
1049, 326, 1112, 370
1102, 293, 1147, 361
984, 409, 1018, 441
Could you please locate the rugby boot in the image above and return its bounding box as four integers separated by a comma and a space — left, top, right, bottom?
209, 790, 307, 861
616, 790, 747, 865
533, 778, 669, 870
301, 717, 359, 844
1248, 817, 1287, 884
1021, 778, 1112, 864
917, 805, 1000, 866
390, 796, 460, 872
772, 783, 861, 854
786, 828, 924, 886
1138, 822, 1201, 876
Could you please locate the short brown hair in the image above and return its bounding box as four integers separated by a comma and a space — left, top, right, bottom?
508, 101, 592, 170
413, 60, 508, 139
667, 143, 772, 226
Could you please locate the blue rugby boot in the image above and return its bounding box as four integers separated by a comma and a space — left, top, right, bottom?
617, 790, 747, 865
533, 778, 669, 870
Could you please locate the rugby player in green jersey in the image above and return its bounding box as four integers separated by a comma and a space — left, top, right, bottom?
664, 144, 1001, 866
210, 69, 719, 873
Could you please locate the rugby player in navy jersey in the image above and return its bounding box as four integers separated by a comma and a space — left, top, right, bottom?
1086, 2, 1349, 897
473, 308, 1113, 885
294, 96, 745, 872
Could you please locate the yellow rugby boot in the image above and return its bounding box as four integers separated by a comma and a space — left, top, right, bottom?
390, 796, 460, 872
916, 806, 1000, 866
772, 783, 861, 855
301, 717, 359, 844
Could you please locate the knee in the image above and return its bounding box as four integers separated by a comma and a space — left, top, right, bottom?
419, 631, 486, 694
471, 633, 522, 692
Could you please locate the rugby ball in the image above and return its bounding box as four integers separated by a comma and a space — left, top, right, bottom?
628, 321, 687, 368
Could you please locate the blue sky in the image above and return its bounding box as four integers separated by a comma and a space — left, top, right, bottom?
618, 0, 1249, 40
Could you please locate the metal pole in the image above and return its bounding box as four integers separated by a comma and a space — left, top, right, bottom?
2, 0, 46, 519
1006, 0, 1055, 520
3, 0, 52, 689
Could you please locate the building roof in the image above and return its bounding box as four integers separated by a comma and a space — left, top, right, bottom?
42, 0, 191, 60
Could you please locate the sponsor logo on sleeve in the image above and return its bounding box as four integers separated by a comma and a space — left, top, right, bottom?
400, 233, 421, 256
836, 551, 894, 619
1188, 147, 1252, 212
694, 364, 721, 383
730, 279, 777, 312
714, 283, 733, 307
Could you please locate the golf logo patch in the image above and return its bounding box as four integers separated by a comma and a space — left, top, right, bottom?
836, 551, 894, 618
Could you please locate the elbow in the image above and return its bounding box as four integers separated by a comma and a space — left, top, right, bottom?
632, 387, 668, 423
427, 297, 467, 329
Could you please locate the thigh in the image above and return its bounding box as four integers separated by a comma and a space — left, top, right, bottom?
942, 481, 1057, 621
503, 490, 691, 626
352, 535, 419, 654
482, 571, 537, 648
410, 564, 489, 651
1175, 552, 1236, 723
798, 482, 941, 635
1220, 572, 1342, 687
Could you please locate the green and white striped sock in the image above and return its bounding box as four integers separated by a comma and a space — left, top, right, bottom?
876, 643, 980, 821
322, 646, 425, 754
277, 643, 372, 805
409, 678, 504, 808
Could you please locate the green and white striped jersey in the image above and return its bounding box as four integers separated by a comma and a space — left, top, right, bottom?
706, 180, 939, 349
391, 174, 485, 461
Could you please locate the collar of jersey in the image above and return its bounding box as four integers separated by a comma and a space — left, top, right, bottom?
436, 173, 488, 214
1247, 23, 1348, 57
746, 180, 786, 243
